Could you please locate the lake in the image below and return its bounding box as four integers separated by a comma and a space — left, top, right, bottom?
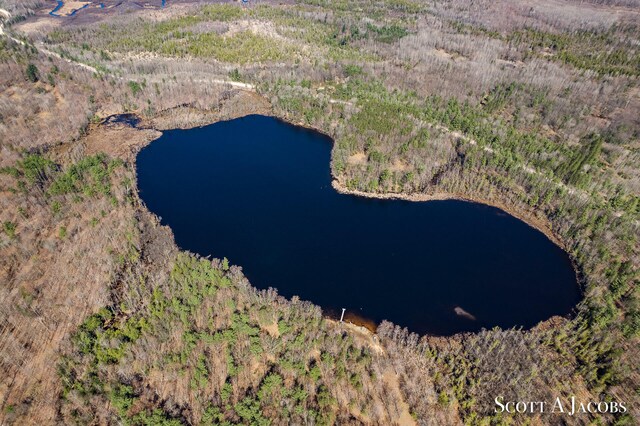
136, 115, 580, 335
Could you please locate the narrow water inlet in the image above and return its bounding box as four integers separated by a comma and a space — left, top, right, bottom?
136, 115, 581, 336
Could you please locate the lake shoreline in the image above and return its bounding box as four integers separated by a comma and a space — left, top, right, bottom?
77, 95, 581, 338
136, 112, 581, 336
330, 179, 566, 251
274, 117, 570, 256
86, 99, 575, 259
80, 105, 569, 254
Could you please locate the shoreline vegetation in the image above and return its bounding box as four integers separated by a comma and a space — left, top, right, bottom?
1, 0, 638, 423
125, 105, 571, 255
122, 105, 579, 336
143, 106, 579, 282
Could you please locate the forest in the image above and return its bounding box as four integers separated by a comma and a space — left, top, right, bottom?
0, 0, 638, 424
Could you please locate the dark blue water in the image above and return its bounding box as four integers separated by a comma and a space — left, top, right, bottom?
69, 3, 90, 16
48, 1, 162, 16
137, 115, 580, 335
48, 1, 90, 17
104, 113, 140, 127
49, 0, 63, 16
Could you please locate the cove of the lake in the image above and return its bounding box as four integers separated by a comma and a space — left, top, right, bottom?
136, 114, 581, 335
